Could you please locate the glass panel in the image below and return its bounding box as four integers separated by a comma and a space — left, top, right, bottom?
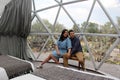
34, 0, 57, 10
100, 0, 120, 31
31, 16, 48, 33
37, 7, 63, 32
0, 0, 11, 16
28, 35, 49, 57
85, 1, 117, 34
84, 35, 117, 65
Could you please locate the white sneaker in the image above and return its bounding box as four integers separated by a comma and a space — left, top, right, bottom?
36, 65, 43, 69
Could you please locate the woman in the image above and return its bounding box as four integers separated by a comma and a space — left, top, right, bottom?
37, 29, 72, 68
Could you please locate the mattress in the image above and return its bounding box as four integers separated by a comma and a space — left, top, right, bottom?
0, 55, 34, 79
0, 67, 9, 80
10, 74, 46, 80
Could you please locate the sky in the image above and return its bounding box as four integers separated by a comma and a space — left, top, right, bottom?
33, 0, 120, 29
0, 0, 11, 16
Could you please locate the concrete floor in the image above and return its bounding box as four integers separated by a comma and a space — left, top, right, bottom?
35, 52, 120, 79
32, 61, 119, 80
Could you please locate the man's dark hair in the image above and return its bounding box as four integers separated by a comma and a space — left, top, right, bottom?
68, 29, 74, 35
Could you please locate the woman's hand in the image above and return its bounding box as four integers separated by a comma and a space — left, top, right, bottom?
57, 51, 60, 56
55, 45, 60, 56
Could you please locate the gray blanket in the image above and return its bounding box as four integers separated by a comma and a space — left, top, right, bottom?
0, 55, 33, 79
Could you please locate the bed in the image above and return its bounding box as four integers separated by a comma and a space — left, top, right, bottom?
10, 74, 46, 80
0, 55, 34, 79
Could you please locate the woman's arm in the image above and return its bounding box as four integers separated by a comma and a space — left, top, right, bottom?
55, 45, 60, 55
66, 38, 72, 58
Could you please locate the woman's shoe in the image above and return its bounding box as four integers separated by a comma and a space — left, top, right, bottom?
36, 65, 43, 69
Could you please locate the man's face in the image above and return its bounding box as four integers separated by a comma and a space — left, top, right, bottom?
69, 31, 75, 38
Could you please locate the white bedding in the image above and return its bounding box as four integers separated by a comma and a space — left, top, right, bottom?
10, 74, 46, 80
0, 67, 9, 80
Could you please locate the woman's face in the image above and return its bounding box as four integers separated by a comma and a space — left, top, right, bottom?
63, 31, 68, 38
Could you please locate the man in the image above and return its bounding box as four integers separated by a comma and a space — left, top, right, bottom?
63, 30, 85, 70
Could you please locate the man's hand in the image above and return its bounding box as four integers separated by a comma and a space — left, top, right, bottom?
66, 53, 71, 58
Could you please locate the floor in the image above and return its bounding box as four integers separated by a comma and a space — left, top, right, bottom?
33, 52, 120, 79
31, 61, 119, 80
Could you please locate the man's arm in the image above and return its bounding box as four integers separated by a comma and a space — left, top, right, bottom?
67, 48, 71, 58
71, 38, 80, 54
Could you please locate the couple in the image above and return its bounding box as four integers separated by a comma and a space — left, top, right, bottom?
37, 29, 85, 70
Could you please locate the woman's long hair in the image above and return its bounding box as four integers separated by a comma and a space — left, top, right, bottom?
59, 29, 68, 41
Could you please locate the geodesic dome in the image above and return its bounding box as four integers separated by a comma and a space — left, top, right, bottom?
31, 0, 120, 71
0, 0, 120, 79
